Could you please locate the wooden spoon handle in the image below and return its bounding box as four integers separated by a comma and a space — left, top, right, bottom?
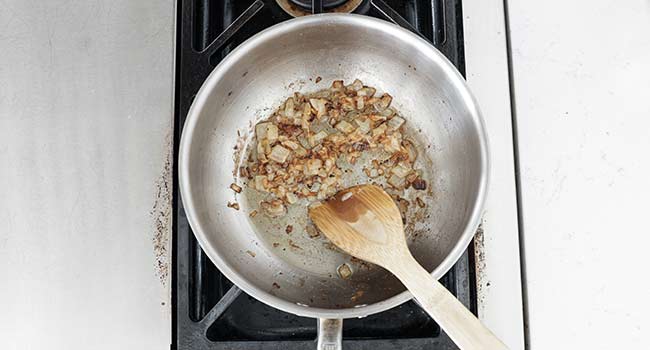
391, 254, 508, 350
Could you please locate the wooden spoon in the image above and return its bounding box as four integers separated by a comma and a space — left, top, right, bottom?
308, 184, 508, 350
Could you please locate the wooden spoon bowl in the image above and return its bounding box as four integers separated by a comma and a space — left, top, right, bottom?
309, 184, 507, 350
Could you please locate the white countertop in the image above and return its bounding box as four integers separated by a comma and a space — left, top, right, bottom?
507, 0, 650, 348
0, 1, 174, 349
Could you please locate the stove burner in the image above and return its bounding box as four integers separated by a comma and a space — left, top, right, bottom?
276, 0, 363, 17
290, 0, 349, 10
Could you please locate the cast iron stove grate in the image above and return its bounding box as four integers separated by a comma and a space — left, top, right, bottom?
173, 1, 475, 349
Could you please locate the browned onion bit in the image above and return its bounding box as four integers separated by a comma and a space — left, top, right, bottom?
412, 178, 427, 190
230, 183, 242, 193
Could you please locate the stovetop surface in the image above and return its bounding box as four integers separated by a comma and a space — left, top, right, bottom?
173, 1, 474, 349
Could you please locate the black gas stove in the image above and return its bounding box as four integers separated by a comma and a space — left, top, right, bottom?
173, 1, 475, 349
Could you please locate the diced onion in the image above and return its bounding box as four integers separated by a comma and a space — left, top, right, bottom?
335, 120, 355, 134
269, 145, 290, 163
244, 79, 428, 233
391, 162, 412, 178
387, 116, 405, 130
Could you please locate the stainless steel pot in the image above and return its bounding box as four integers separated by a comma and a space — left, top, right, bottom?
179, 14, 488, 349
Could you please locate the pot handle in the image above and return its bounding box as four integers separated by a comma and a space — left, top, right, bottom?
317, 318, 342, 350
